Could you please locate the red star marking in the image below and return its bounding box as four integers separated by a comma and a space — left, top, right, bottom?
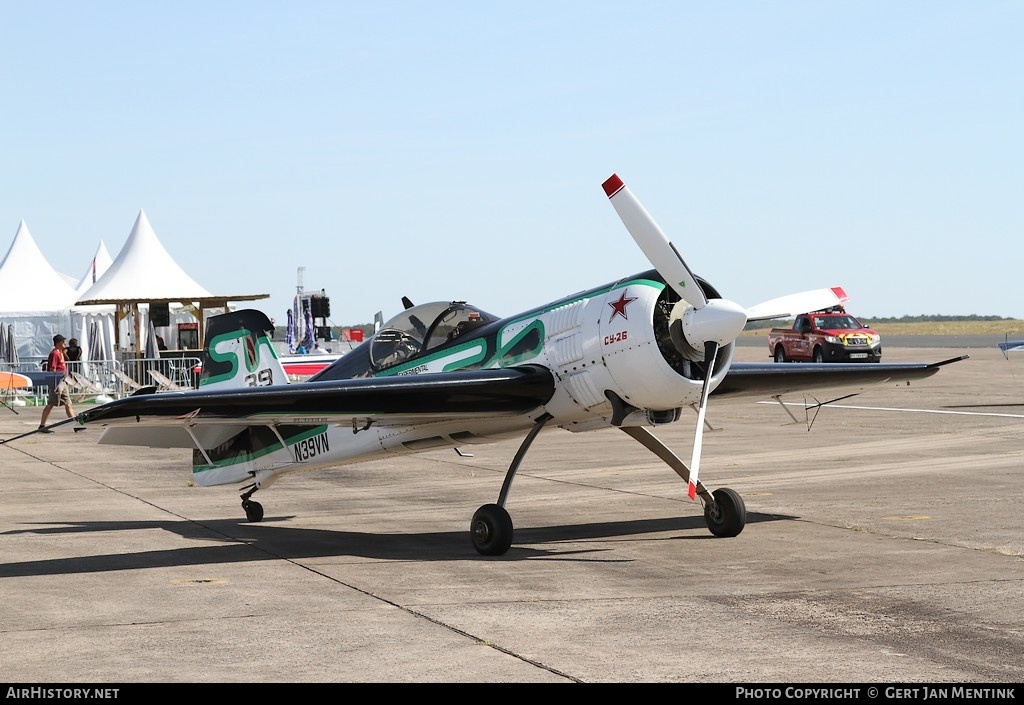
608, 290, 638, 322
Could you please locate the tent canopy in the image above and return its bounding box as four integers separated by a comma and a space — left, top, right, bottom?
0, 221, 79, 313
75, 240, 113, 297
76, 209, 267, 353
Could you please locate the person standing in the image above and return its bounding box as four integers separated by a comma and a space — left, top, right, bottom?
38, 334, 76, 433
64, 338, 83, 362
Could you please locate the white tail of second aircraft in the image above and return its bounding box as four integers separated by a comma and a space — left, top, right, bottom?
197, 310, 290, 391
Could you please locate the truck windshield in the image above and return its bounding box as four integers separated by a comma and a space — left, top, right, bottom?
817, 315, 861, 329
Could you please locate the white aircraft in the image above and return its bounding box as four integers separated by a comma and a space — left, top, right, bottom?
48, 174, 965, 555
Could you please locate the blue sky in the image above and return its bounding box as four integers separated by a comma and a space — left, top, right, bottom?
2, 1, 1021, 326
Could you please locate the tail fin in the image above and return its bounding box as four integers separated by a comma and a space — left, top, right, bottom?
199, 309, 289, 390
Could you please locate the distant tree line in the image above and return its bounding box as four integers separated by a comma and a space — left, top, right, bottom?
743, 314, 1017, 331
859, 314, 1013, 324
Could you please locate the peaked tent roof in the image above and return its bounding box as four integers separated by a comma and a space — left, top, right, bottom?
76, 209, 267, 308
75, 240, 114, 297
0, 220, 80, 312
77, 209, 213, 304
75, 209, 267, 353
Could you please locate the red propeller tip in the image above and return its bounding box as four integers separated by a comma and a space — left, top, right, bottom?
602, 174, 624, 198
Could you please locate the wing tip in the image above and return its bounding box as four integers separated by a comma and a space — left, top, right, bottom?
932, 354, 970, 368
602, 174, 624, 198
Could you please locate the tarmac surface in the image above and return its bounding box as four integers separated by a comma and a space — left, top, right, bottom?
0, 342, 1021, 683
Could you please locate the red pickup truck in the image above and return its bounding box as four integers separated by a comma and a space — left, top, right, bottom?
768, 308, 881, 363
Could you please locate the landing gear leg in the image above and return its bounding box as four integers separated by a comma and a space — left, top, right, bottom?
240, 484, 264, 523
619, 426, 747, 537
470, 413, 552, 556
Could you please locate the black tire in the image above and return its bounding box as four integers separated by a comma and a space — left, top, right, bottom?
243, 500, 264, 523
471, 503, 513, 556
774, 346, 787, 363
812, 347, 825, 363
704, 488, 746, 537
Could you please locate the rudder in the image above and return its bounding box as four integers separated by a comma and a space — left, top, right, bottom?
199, 309, 289, 390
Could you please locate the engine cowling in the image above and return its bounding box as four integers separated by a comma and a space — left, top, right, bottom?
539, 272, 734, 424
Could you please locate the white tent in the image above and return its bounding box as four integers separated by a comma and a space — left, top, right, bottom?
70, 240, 117, 367
77, 209, 268, 354
0, 220, 79, 359
76, 209, 212, 355
74, 240, 113, 297
78, 210, 212, 304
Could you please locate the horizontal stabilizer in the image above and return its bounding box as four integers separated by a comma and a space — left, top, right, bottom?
97, 424, 249, 450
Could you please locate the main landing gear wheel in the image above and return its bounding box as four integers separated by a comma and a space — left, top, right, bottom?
704, 487, 746, 537
471, 503, 513, 556
243, 499, 264, 523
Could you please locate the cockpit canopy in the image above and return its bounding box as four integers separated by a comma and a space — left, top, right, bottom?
369, 301, 497, 370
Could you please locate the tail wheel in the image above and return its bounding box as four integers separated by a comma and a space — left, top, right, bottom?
704, 488, 746, 537
471, 503, 513, 556
243, 499, 264, 523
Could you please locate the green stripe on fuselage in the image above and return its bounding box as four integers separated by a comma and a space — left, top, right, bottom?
193, 424, 327, 472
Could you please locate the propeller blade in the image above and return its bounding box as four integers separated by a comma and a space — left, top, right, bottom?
603, 174, 708, 308
745, 286, 849, 322
687, 340, 719, 499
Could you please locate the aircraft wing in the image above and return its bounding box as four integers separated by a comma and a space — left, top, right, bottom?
79, 365, 556, 448
998, 341, 1024, 358
76, 356, 966, 449
711, 356, 967, 400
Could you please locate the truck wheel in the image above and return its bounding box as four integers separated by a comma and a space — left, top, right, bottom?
774, 346, 787, 363
813, 347, 825, 363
